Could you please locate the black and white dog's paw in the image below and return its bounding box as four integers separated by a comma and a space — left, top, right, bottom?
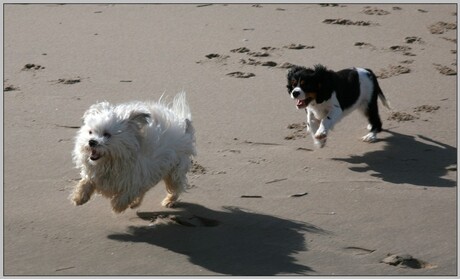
362, 132, 377, 143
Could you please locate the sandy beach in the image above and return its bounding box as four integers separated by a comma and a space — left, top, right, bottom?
3, 3, 457, 276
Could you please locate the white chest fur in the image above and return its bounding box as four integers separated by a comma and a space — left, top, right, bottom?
306, 92, 341, 121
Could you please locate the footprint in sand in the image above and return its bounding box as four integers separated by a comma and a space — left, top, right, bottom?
205, 53, 230, 60
381, 253, 437, 269
388, 106, 441, 123
319, 4, 344, 7
190, 161, 206, 175
387, 45, 415, 56
261, 61, 277, 67
387, 111, 419, 122
278, 62, 296, 69
283, 43, 315, 50
399, 59, 414, 64
413, 105, 440, 113
247, 51, 270, 57
376, 64, 411, 79
362, 6, 390, 15
22, 63, 45, 71
405, 36, 424, 44
261, 46, 279, 51
4, 84, 19, 92
285, 122, 307, 140
240, 58, 261, 66
428, 21, 457, 34
388, 45, 412, 52
226, 72, 255, 78
230, 47, 250, 53
241, 59, 277, 67
196, 53, 230, 65
323, 18, 376, 26
442, 37, 456, 43
354, 42, 377, 50
56, 78, 81, 85
433, 63, 457, 75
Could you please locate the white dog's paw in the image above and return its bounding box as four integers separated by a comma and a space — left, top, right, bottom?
366, 124, 372, 131
362, 132, 377, 143
161, 200, 177, 208
161, 196, 178, 208
71, 194, 89, 206
129, 199, 142, 209
70, 189, 91, 206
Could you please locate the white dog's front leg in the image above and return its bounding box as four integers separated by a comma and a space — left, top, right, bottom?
71, 179, 95, 206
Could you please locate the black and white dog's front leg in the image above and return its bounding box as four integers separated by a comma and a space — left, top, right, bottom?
306, 109, 323, 147
314, 105, 343, 148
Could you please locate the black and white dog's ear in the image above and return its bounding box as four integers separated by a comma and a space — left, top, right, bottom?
313, 65, 333, 104
128, 111, 151, 128
287, 65, 304, 76
83, 101, 112, 121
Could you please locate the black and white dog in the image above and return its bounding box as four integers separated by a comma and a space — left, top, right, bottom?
286, 64, 390, 148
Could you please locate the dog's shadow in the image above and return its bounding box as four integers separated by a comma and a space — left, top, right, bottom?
333, 131, 456, 187
108, 202, 327, 275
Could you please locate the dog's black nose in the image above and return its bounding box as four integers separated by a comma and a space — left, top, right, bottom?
292, 90, 300, 98
89, 139, 98, 147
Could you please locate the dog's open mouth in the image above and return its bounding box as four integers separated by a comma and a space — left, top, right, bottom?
296, 97, 313, 109
90, 149, 102, 161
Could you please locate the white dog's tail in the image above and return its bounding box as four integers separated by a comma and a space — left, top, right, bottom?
172, 91, 192, 121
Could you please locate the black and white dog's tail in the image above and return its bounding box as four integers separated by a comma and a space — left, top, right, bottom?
366, 68, 391, 110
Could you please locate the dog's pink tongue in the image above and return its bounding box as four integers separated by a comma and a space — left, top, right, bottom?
297, 99, 305, 107
90, 149, 100, 160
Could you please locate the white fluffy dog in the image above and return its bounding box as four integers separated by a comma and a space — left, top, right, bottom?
70, 92, 196, 213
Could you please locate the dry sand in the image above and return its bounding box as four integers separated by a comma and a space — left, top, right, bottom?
3, 3, 457, 276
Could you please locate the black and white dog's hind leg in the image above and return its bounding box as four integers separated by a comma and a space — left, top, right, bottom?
361, 99, 382, 142
360, 68, 390, 143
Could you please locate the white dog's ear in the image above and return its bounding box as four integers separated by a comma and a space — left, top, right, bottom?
128, 111, 151, 128
83, 101, 111, 119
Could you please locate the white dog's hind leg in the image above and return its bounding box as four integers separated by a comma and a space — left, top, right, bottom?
161, 174, 182, 208
162, 157, 192, 207
129, 189, 147, 209
111, 192, 138, 213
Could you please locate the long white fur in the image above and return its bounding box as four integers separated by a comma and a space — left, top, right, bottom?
71, 92, 196, 213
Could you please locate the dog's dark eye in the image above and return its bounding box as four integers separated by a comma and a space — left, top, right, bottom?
103, 132, 111, 138
89, 130, 92, 135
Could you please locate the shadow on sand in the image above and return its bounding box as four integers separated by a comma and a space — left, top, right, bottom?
108, 202, 327, 275
333, 131, 456, 187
